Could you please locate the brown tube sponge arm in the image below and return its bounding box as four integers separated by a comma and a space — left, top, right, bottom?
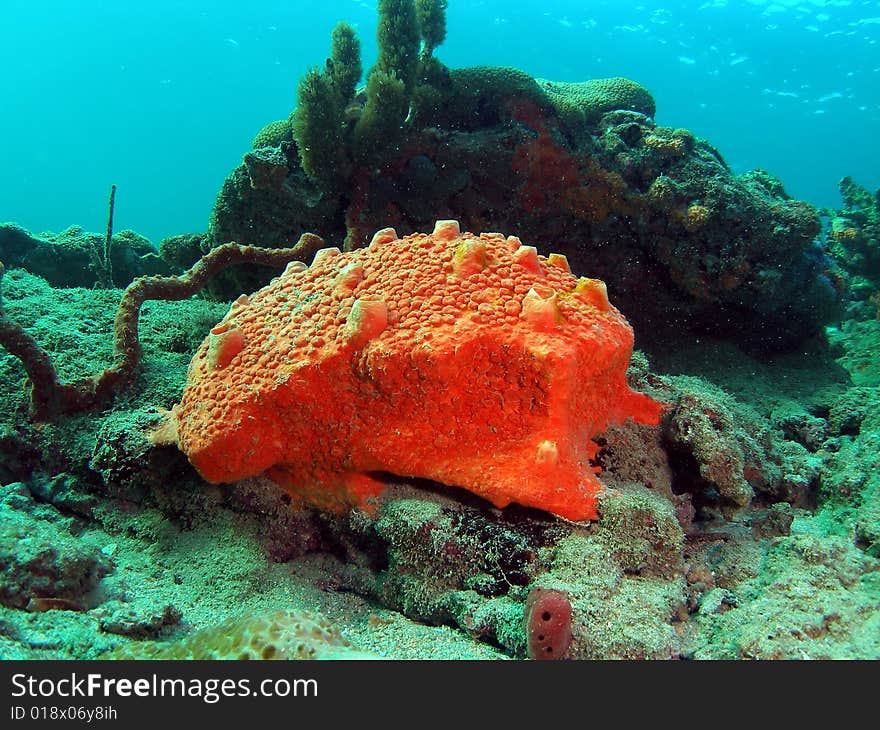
0, 233, 324, 421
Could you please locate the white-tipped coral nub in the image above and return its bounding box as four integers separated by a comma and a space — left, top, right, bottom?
284, 261, 308, 276
573, 277, 611, 311
343, 298, 389, 349
452, 238, 488, 277
227, 295, 248, 319
334, 263, 364, 294
513, 245, 542, 273
547, 253, 571, 273
521, 287, 560, 331
206, 326, 246, 370
312, 247, 341, 267
505, 235, 523, 252
432, 220, 461, 241
369, 228, 398, 248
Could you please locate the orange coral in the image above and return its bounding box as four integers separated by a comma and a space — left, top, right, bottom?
510, 99, 581, 214
560, 162, 631, 222
683, 204, 711, 232
162, 221, 662, 521
831, 227, 859, 243
508, 99, 634, 223
511, 133, 578, 212
644, 133, 686, 158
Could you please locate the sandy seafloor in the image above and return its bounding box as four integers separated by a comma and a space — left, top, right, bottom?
0, 264, 878, 661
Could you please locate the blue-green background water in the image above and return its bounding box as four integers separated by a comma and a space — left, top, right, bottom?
1, 0, 878, 243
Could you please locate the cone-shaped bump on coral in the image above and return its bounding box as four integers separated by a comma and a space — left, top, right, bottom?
370, 227, 399, 248
452, 238, 489, 277
513, 244, 542, 273
521, 287, 560, 331
535, 440, 560, 465
547, 253, 571, 273
573, 276, 611, 312
284, 261, 308, 276
343, 297, 389, 348
334, 263, 365, 294
312, 247, 342, 266
166, 222, 663, 521
206, 324, 246, 371
432, 218, 460, 241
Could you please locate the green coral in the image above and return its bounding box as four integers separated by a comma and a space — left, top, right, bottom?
539, 77, 656, 128
594, 484, 684, 578
291, 1, 450, 185
252, 119, 292, 149
832, 176, 880, 290
533, 529, 685, 659
290, 22, 362, 190
157, 233, 206, 272
435, 67, 653, 135
0, 224, 168, 288
685, 532, 880, 659
839, 176, 880, 230
440, 66, 553, 129
354, 0, 447, 162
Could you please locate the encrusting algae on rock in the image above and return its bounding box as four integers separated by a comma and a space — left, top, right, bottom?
154, 221, 662, 521
103, 610, 367, 660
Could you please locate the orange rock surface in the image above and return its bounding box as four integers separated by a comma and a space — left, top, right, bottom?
164, 221, 662, 521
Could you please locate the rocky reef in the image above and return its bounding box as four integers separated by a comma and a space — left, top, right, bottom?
0, 246, 877, 659
825, 176, 880, 321
205, 2, 839, 355
0, 223, 171, 289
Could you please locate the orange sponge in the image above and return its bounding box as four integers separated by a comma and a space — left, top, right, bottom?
164, 221, 662, 521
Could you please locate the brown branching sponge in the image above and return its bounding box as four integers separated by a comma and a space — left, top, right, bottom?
292, 68, 347, 189
0, 233, 324, 421
353, 68, 409, 164
291, 22, 361, 192
416, 0, 448, 59
328, 22, 362, 102
376, 0, 420, 93
103, 184, 117, 288
293, 1, 449, 189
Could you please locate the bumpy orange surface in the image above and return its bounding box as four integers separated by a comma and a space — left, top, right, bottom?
165, 221, 662, 521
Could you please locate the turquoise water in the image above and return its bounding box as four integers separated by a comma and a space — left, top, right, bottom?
1, 0, 878, 242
